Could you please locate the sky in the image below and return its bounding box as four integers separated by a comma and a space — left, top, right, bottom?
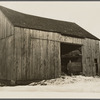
0, 1, 100, 38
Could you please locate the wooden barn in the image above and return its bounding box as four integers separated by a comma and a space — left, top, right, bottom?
0, 6, 100, 85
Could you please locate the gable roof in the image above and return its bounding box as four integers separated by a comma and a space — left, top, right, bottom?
0, 6, 99, 40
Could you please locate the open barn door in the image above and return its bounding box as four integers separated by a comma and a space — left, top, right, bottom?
61, 43, 82, 75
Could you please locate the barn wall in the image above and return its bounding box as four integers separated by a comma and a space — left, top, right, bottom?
14, 27, 85, 82
30, 30, 83, 45
14, 27, 84, 81
0, 10, 15, 81
30, 30, 61, 80
14, 27, 61, 81
82, 38, 100, 76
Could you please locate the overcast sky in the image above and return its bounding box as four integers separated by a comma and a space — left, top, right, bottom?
0, 1, 100, 38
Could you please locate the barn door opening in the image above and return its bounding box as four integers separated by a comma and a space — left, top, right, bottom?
61, 43, 82, 75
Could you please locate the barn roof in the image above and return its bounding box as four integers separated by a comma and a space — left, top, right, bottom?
0, 6, 99, 40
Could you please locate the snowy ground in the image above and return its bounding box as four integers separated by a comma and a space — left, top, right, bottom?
0, 75, 100, 98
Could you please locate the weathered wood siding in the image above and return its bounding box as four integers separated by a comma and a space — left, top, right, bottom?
82, 38, 100, 76
0, 10, 14, 81
14, 27, 84, 81
15, 28, 100, 80
30, 30, 83, 45
14, 27, 61, 81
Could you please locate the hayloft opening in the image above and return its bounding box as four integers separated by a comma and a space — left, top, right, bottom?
61, 43, 82, 75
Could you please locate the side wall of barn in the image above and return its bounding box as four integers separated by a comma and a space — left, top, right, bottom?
82, 38, 100, 76
0, 10, 15, 83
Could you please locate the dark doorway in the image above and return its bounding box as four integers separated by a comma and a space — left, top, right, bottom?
94, 59, 98, 75
61, 43, 82, 75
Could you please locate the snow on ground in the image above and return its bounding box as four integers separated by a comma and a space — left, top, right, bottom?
30, 75, 100, 86
0, 75, 100, 93
0, 75, 100, 98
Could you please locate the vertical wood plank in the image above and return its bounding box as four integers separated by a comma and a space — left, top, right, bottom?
55, 42, 61, 78
50, 41, 55, 79
36, 39, 40, 79
29, 38, 33, 80
15, 28, 22, 81
44, 40, 48, 79
13, 27, 18, 81
2, 39, 6, 79
0, 40, 4, 79
21, 28, 27, 80
82, 39, 87, 75
30, 30, 37, 80
58, 42, 61, 77
32, 39, 37, 80
26, 29, 30, 80
47, 40, 51, 79
40, 40, 45, 80
6, 36, 14, 80
55, 41, 58, 78
6, 37, 10, 80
